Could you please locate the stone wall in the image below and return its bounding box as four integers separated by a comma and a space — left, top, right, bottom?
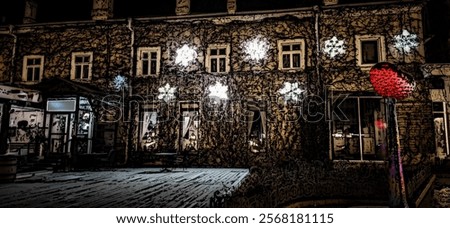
0, 36, 13, 82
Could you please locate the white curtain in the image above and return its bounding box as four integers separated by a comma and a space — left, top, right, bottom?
247, 111, 254, 136
182, 115, 191, 139
260, 111, 267, 137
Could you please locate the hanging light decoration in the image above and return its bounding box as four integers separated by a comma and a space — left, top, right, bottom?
279, 82, 304, 102
175, 44, 197, 67
323, 36, 346, 58
242, 35, 269, 62
158, 83, 177, 103
208, 82, 228, 101
369, 62, 415, 100
113, 75, 127, 90
393, 29, 419, 54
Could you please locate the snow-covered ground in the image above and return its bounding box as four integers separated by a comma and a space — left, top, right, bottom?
0, 168, 249, 208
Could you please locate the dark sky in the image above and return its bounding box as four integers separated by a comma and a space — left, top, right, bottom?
0, 0, 406, 25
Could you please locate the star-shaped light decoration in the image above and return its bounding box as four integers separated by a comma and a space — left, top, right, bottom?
242, 35, 269, 62
158, 83, 177, 103
208, 82, 228, 102
113, 75, 127, 90
394, 29, 419, 54
279, 82, 304, 102
323, 36, 346, 58
175, 44, 197, 67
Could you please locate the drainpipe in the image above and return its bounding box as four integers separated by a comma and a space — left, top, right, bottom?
9, 25, 17, 84
123, 18, 135, 165
314, 6, 321, 82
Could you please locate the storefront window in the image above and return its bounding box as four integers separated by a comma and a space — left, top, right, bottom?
331, 96, 387, 161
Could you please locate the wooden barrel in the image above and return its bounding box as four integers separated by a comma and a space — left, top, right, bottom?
0, 156, 17, 183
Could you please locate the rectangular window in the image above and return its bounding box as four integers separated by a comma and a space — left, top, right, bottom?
140, 109, 159, 151
330, 96, 387, 161
356, 35, 386, 67
433, 102, 450, 158
71, 52, 93, 80
206, 44, 230, 73
180, 102, 200, 152
22, 55, 44, 82
137, 47, 160, 76
278, 39, 305, 70
246, 102, 267, 153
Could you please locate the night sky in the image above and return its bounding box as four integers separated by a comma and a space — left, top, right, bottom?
0, 0, 407, 24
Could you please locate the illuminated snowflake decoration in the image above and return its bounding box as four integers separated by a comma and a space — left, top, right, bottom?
394, 30, 419, 54
242, 36, 269, 62
175, 44, 197, 67
113, 75, 127, 90
208, 82, 228, 102
158, 83, 177, 103
323, 36, 346, 58
279, 82, 304, 102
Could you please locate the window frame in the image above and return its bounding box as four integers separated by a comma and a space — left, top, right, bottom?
329, 95, 388, 162
22, 55, 44, 83
355, 35, 386, 68
179, 102, 201, 152
139, 103, 160, 152
205, 44, 230, 74
277, 39, 306, 71
70, 52, 93, 81
137, 47, 161, 77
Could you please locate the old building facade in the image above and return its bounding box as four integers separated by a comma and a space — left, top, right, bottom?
0, 0, 439, 207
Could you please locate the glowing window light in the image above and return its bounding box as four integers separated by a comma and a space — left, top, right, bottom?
158, 83, 177, 102
175, 44, 197, 67
208, 81, 228, 101
242, 35, 269, 61
394, 30, 419, 54
113, 75, 126, 90
279, 82, 304, 102
323, 36, 346, 58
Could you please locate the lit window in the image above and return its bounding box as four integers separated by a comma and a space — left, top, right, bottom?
330, 96, 387, 161
71, 52, 93, 80
206, 44, 229, 73
246, 102, 267, 153
355, 35, 386, 67
432, 101, 450, 159
277, 39, 305, 70
137, 47, 160, 76
140, 108, 159, 152
22, 55, 44, 83
180, 102, 200, 152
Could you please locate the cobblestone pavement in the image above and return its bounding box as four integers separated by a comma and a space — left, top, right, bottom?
0, 168, 249, 208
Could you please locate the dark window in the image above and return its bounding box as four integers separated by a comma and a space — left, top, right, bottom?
361, 40, 379, 64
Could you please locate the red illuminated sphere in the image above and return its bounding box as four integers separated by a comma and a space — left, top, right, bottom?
369, 62, 415, 100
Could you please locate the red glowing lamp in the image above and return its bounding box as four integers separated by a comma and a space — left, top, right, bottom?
369, 62, 415, 100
